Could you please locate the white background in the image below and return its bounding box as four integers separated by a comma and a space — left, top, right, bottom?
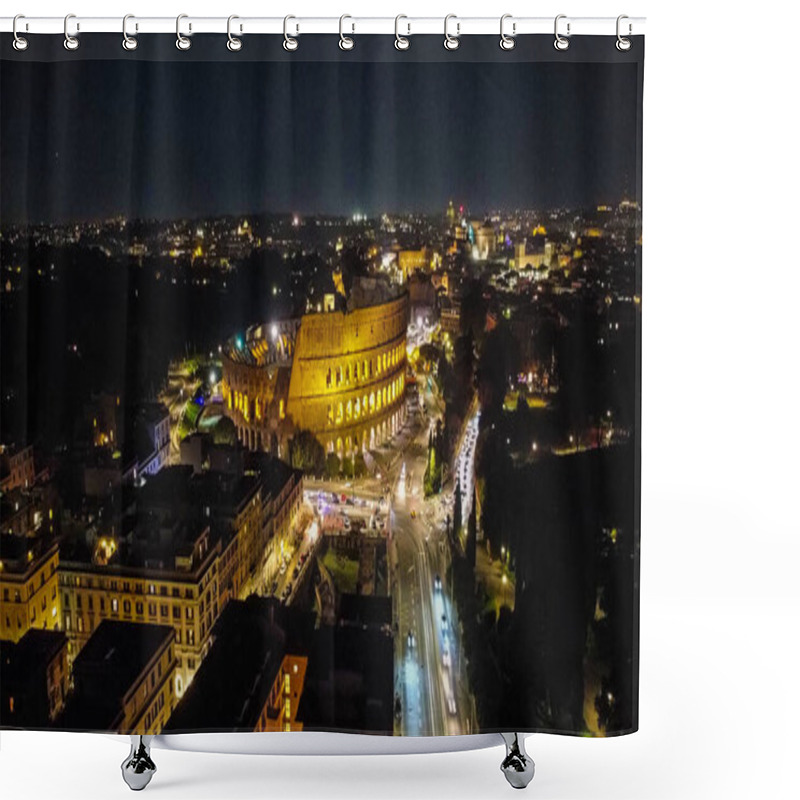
2, 1, 798, 798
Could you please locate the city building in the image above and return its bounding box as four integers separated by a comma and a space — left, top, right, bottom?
298, 623, 394, 734
513, 239, 556, 272
440, 298, 461, 337
58, 519, 220, 700
82, 392, 122, 449
222, 277, 409, 459
0, 444, 36, 492
472, 221, 497, 261
164, 596, 312, 733
59, 620, 177, 733
0, 628, 69, 727
397, 247, 434, 279
134, 402, 171, 478
244, 452, 304, 584
0, 533, 61, 643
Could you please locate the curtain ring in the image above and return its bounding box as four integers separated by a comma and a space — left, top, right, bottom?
63, 13, 80, 51
616, 15, 632, 51
444, 14, 460, 51
394, 15, 410, 51
339, 15, 354, 50
554, 14, 570, 51
122, 15, 138, 51
500, 14, 516, 50
176, 13, 191, 50
283, 15, 298, 51
12, 15, 29, 51
227, 15, 242, 51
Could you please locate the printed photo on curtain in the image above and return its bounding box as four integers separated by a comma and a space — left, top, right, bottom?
0, 27, 642, 752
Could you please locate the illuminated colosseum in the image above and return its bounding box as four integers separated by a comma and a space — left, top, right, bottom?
221, 278, 409, 459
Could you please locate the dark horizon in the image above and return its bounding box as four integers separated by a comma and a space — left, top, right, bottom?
0, 199, 640, 230
1, 59, 639, 226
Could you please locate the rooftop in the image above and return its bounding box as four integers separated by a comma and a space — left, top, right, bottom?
164, 596, 315, 732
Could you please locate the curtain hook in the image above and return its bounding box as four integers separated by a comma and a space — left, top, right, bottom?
394, 14, 410, 51
227, 15, 242, 51
616, 15, 632, 51
554, 14, 570, 51
122, 14, 138, 51
283, 15, 298, 51
339, 15, 354, 50
63, 13, 80, 51
500, 14, 516, 50
444, 14, 460, 51
176, 13, 191, 51
12, 14, 29, 51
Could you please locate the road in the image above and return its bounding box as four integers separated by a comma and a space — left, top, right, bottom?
453, 407, 480, 532
386, 381, 474, 736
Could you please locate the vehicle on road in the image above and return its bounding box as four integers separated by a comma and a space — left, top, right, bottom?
407, 630, 416, 649
442, 646, 451, 669
434, 574, 442, 592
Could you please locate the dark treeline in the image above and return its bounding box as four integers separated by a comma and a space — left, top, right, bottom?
0, 240, 317, 449
453, 443, 637, 734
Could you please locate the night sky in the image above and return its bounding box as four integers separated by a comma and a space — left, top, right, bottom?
0, 51, 640, 224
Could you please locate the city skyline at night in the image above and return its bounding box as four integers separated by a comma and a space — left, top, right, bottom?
2, 50, 640, 743
0, 58, 640, 224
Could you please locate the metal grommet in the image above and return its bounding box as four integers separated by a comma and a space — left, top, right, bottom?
500, 14, 516, 50
444, 14, 460, 51
394, 14, 410, 51
339, 15, 354, 50
554, 14, 570, 51
12, 14, 29, 51
616, 15, 632, 51
122, 14, 138, 51
176, 13, 191, 51
283, 15, 298, 51
227, 15, 242, 51
63, 13, 79, 51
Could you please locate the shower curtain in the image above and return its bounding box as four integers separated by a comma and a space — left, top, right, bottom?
0, 30, 642, 739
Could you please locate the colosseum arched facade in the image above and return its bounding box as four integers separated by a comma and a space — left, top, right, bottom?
221, 288, 409, 459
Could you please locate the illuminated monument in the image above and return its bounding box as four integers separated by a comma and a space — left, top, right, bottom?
222, 277, 409, 459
